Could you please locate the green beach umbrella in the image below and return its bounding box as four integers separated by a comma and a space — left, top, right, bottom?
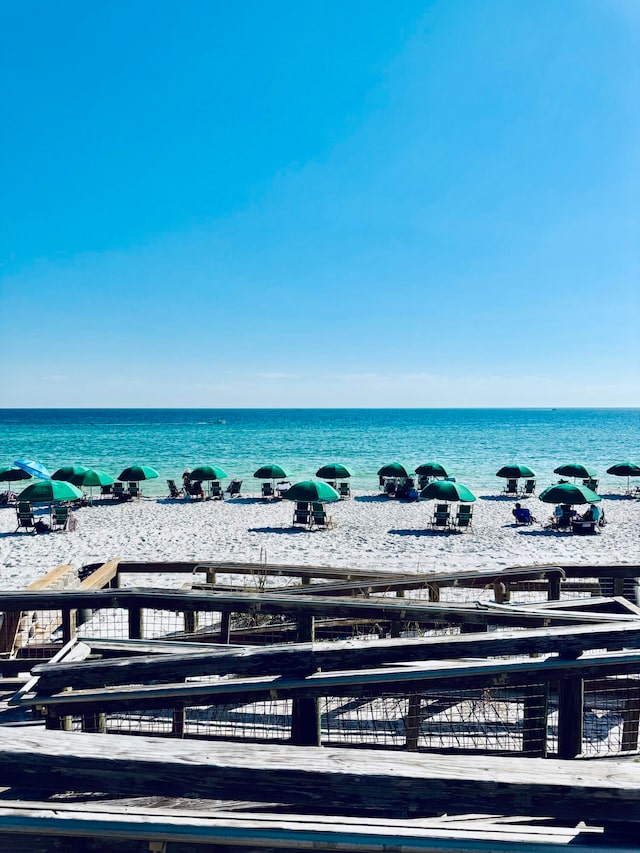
316, 463, 351, 480
52, 465, 88, 482
18, 479, 83, 504
539, 483, 601, 506
0, 466, 32, 483
378, 462, 409, 479
415, 462, 448, 478
282, 480, 340, 503
70, 469, 115, 488
496, 464, 536, 479
254, 464, 289, 480
553, 463, 597, 480
420, 480, 476, 503
190, 465, 228, 481
118, 465, 159, 482
606, 462, 640, 492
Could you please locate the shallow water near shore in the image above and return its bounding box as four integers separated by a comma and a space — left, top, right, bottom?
1, 408, 638, 496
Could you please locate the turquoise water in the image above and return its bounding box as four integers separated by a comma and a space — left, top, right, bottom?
1, 409, 638, 496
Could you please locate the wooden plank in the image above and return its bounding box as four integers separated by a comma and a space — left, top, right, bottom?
25, 564, 76, 592
1, 588, 632, 628
31, 620, 640, 694
79, 559, 120, 590
1, 728, 640, 824
17, 651, 640, 714
0, 800, 620, 851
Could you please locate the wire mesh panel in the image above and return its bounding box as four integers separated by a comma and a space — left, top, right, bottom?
76, 607, 130, 641
11, 609, 65, 658
582, 676, 640, 757
142, 609, 185, 639
321, 686, 550, 754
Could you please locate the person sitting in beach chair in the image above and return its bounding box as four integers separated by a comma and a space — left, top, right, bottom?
225, 479, 242, 498
15, 501, 36, 534
189, 480, 205, 500
429, 503, 450, 530
384, 478, 397, 497
512, 502, 535, 525
292, 501, 311, 527
167, 479, 184, 498
571, 503, 601, 535
552, 504, 576, 529
311, 502, 334, 529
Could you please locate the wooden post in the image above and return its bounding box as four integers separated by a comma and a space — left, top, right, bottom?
428, 584, 440, 602
557, 677, 583, 759
220, 611, 231, 643
522, 683, 548, 757
405, 693, 422, 751
184, 610, 197, 634
81, 712, 106, 734
62, 608, 77, 644
172, 704, 186, 738
291, 589, 320, 746
128, 607, 143, 640
548, 572, 562, 601
614, 577, 625, 597
493, 582, 506, 605
391, 590, 405, 639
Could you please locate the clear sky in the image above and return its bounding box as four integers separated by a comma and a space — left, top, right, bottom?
1, 0, 639, 407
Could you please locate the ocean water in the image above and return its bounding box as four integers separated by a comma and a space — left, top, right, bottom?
0, 409, 638, 496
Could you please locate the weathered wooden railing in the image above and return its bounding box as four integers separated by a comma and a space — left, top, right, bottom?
11, 613, 640, 759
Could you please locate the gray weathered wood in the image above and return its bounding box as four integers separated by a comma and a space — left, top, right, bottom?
1, 727, 639, 823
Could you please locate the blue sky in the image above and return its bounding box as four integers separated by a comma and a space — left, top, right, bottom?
1, 0, 639, 407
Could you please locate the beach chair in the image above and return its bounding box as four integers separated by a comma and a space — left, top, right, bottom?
311, 502, 334, 529
583, 478, 599, 493
167, 479, 184, 498
209, 480, 223, 500
15, 501, 36, 534
429, 503, 450, 530
128, 482, 140, 499
338, 481, 351, 499
552, 506, 575, 530
100, 484, 112, 499
51, 504, 70, 532
384, 479, 397, 497
513, 506, 534, 525
503, 479, 518, 496
113, 482, 128, 501
292, 501, 311, 528
453, 504, 474, 532
225, 479, 242, 498
521, 479, 536, 497
261, 482, 274, 499
276, 481, 291, 499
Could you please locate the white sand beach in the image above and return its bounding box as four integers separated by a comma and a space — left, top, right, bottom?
1, 490, 638, 590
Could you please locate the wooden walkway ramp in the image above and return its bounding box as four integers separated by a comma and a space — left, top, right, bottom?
0, 727, 639, 850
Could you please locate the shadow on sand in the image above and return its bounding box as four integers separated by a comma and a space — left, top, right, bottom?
248, 526, 311, 535
388, 528, 456, 538
354, 495, 388, 503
